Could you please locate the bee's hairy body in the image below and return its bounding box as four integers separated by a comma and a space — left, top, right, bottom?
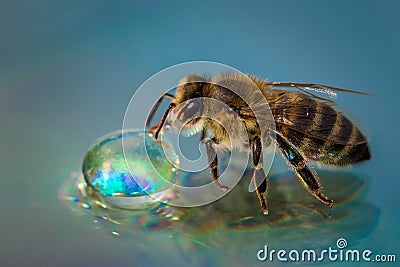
175, 72, 370, 165
148, 71, 371, 215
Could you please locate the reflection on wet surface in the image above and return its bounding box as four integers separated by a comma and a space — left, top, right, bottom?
59, 169, 379, 266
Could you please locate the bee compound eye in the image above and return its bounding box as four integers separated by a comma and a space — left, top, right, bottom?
182, 99, 202, 119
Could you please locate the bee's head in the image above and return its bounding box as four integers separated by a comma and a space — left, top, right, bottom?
173, 74, 208, 104
168, 74, 209, 136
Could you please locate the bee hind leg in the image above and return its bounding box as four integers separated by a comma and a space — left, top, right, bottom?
273, 132, 334, 208
251, 136, 269, 215
294, 167, 334, 208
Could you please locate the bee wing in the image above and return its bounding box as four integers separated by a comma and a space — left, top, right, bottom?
267, 87, 370, 146
267, 82, 372, 102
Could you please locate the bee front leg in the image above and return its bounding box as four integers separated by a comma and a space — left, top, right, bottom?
273, 132, 334, 208
205, 139, 230, 191
251, 136, 269, 215
200, 128, 207, 143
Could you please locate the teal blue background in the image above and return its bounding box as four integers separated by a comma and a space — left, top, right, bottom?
1, 1, 399, 266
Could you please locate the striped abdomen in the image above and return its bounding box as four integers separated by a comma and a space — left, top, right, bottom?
270, 91, 370, 166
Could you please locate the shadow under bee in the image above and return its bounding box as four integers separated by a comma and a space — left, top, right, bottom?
173, 169, 377, 230
167, 170, 379, 258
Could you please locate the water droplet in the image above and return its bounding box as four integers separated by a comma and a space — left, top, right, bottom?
82, 130, 178, 209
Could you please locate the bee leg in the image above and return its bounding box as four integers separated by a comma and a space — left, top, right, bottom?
200, 128, 207, 143
251, 136, 269, 215
274, 133, 334, 208
205, 139, 230, 191
294, 167, 334, 208
254, 169, 268, 215
149, 121, 162, 137
146, 93, 175, 140
146, 93, 175, 128
153, 102, 176, 140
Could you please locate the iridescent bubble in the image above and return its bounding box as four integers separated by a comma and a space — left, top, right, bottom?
82, 130, 178, 209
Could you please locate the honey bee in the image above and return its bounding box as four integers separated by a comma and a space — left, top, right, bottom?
146, 72, 371, 215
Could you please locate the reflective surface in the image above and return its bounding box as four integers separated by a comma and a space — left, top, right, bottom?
59, 169, 379, 266
1, 1, 399, 266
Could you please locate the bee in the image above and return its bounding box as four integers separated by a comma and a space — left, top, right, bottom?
146, 72, 371, 215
